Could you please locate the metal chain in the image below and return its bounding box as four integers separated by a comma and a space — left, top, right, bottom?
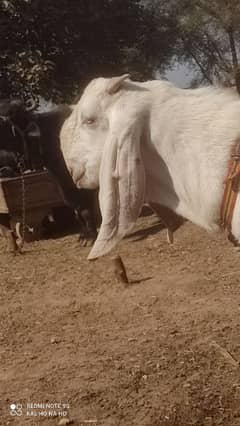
9, 119, 28, 251
17, 158, 26, 250
4, 117, 33, 252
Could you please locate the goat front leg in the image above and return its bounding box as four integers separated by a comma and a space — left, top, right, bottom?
149, 202, 185, 244
77, 207, 98, 247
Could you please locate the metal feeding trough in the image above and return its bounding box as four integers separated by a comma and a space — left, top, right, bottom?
0, 170, 65, 251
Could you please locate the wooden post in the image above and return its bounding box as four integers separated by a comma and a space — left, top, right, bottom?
0, 214, 18, 253
0, 224, 18, 253
112, 255, 129, 285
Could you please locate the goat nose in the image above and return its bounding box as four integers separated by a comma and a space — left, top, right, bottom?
66, 158, 76, 176
67, 158, 85, 183
68, 164, 74, 177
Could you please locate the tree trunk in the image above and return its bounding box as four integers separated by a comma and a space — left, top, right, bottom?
181, 37, 213, 84
228, 27, 238, 68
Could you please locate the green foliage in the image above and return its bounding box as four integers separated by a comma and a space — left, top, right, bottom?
170, 0, 240, 85
2, 0, 240, 99
0, 0, 177, 102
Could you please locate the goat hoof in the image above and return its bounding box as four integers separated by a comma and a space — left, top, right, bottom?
78, 238, 95, 248
78, 232, 96, 247
167, 229, 174, 244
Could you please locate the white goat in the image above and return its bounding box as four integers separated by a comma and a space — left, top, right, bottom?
60, 74, 240, 259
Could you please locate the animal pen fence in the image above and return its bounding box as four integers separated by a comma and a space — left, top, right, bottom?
0, 170, 66, 251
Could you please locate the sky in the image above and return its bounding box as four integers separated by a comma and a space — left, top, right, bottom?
164, 63, 194, 88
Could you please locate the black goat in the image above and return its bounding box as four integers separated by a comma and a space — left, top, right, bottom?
0, 99, 98, 243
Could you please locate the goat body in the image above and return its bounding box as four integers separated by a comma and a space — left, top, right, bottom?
61, 75, 240, 258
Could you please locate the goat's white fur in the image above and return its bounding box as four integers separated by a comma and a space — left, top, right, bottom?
61, 75, 240, 259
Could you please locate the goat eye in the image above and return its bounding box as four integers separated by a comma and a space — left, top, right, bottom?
85, 117, 96, 125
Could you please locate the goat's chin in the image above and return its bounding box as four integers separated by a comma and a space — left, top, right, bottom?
75, 175, 99, 190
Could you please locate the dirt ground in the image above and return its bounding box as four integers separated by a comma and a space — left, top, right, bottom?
1, 213, 240, 426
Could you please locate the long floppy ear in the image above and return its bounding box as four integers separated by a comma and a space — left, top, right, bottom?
107, 74, 130, 94
88, 119, 145, 260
